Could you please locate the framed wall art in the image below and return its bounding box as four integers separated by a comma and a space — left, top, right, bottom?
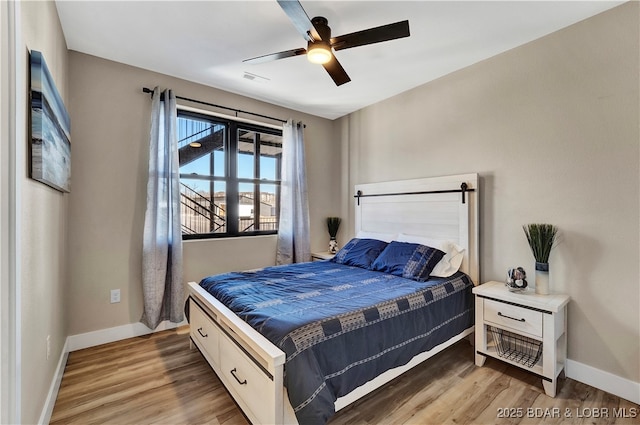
30, 50, 70, 192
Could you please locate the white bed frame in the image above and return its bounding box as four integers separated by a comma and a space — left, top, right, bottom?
187, 173, 479, 424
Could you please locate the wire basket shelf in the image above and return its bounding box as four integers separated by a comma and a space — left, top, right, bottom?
489, 326, 543, 368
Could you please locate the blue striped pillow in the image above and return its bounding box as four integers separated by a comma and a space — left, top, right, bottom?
331, 238, 389, 269
370, 241, 445, 281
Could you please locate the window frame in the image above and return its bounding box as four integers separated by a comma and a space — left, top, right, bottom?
177, 109, 282, 240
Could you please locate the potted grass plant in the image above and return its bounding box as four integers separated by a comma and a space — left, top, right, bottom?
327, 217, 341, 254
523, 223, 558, 294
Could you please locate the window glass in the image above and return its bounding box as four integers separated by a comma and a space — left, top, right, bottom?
259, 184, 278, 231
238, 182, 255, 232
180, 178, 226, 235
177, 111, 282, 239
237, 129, 255, 179
260, 134, 282, 180
178, 118, 225, 177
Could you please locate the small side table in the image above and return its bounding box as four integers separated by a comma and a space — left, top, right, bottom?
311, 251, 335, 261
473, 281, 570, 397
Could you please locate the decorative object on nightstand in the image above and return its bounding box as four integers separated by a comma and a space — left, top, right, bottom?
327, 217, 341, 254
506, 267, 527, 292
523, 223, 558, 295
474, 281, 570, 397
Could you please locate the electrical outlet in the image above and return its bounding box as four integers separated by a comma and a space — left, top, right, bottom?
46, 335, 51, 360
110, 289, 121, 303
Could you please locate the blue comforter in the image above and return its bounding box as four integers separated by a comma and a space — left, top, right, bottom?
199, 261, 474, 424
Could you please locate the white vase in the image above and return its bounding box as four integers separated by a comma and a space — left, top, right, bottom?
535, 262, 550, 295
328, 237, 338, 254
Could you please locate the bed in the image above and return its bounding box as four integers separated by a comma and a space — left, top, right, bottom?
187, 173, 480, 424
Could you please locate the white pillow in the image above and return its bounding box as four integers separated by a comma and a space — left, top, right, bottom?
356, 230, 397, 243
432, 241, 465, 277
395, 233, 465, 277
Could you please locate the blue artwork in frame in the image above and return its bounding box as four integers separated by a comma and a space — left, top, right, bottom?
30, 50, 71, 192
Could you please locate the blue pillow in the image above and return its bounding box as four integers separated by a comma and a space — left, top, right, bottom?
331, 238, 389, 269
370, 241, 445, 282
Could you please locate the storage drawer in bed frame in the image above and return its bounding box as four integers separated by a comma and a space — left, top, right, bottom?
189, 296, 288, 424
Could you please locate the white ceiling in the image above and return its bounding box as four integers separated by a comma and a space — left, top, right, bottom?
55, 1, 624, 120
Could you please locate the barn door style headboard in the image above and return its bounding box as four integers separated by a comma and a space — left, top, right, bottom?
354, 173, 480, 284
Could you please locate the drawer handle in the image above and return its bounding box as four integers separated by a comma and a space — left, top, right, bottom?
498, 312, 526, 322
197, 327, 208, 338
230, 368, 247, 385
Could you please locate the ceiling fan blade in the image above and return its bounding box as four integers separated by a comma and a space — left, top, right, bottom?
243, 48, 307, 64
322, 55, 351, 86
277, 0, 320, 42
331, 20, 410, 51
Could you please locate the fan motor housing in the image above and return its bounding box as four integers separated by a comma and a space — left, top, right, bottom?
311, 16, 331, 41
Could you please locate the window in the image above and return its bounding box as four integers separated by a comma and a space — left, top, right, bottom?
177, 110, 282, 239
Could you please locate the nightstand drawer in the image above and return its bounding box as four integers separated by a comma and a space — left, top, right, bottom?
484, 299, 543, 338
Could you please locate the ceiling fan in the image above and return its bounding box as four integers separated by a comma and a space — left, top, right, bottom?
243, 0, 410, 86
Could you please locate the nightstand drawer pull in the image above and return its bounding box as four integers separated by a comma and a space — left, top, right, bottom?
197, 327, 208, 338
498, 312, 526, 322
230, 368, 247, 385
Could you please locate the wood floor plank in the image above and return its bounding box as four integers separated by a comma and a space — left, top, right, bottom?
50, 326, 638, 425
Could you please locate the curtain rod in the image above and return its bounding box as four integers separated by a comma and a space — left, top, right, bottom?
142, 87, 290, 125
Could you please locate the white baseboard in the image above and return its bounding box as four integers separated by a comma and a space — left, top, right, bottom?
38, 339, 69, 425
67, 319, 187, 352
566, 359, 640, 405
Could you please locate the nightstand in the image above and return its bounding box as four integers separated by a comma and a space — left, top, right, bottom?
473, 281, 570, 397
311, 251, 335, 261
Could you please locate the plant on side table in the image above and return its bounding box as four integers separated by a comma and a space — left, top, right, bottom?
523, 223, 558, 295
327, 217, 341, 254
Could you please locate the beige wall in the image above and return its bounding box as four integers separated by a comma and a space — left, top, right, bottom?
67, 52, 339, 335
20, 1, 69, 423
337, 3, 639, 383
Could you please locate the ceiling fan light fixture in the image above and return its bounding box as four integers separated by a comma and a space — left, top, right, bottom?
307, 42, 332, 64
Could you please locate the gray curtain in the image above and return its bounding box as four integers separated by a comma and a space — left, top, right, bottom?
141, 87, 184, 329
276, 120, 311, 264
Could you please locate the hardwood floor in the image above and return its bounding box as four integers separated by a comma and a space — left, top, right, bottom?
50, 326, 638, 424
50, 327, 247, 425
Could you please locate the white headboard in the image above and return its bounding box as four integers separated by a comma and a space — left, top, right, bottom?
354, 173, 480, 285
